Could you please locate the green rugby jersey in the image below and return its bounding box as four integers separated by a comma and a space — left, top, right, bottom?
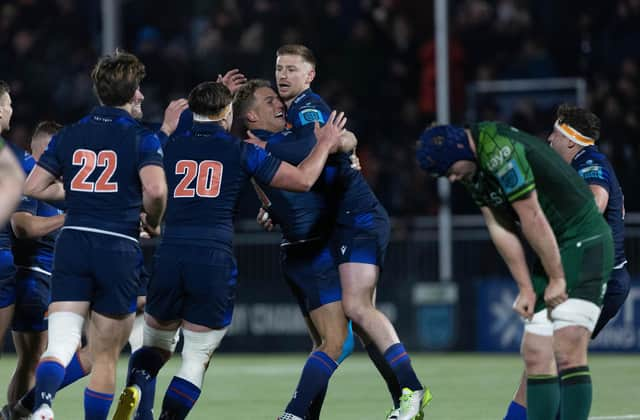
464, 121, 602, 241
0, 136, 5, 150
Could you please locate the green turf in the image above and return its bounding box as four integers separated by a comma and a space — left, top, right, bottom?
0, 353, 638, 419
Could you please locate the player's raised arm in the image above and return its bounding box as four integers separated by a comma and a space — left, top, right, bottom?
268, 111, 346, 192
0, 145, 25, 224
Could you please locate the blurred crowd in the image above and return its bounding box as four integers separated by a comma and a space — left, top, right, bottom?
1, 0, 639, 214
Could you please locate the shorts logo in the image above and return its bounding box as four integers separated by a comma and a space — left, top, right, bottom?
340, 245, 347, 255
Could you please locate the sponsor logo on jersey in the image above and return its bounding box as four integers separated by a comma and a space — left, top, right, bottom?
486, 146, 513, 171
298, 109, 324, 125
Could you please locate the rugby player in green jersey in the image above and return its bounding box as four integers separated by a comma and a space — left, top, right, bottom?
416, 122, 613, 420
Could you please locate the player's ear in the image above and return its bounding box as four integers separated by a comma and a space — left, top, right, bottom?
306, 68, 316, 84
246, 110, 258, 123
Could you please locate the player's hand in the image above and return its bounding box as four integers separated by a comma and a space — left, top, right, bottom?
350, 152, 361, 171
160, 99, 189, 136
256, 207, 274, 231
512, 287, 536, 320
244, 130, 267, 149
140, 212, 161, 237
544, 277, 568, 310
217, 69, 247, 94
314, 110, 347, 153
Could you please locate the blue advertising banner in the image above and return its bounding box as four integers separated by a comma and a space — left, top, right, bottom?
475, 278, 640, 352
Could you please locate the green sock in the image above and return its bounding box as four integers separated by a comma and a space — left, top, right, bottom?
560, 366, 592, 420
527, 374, 560, 420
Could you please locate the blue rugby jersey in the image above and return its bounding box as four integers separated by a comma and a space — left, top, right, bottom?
252, 128, 337, 243
162, 122, 281, 252
572, 146, 626, 267
0, 141, 35, 250
11, 196, 62, 272
37, 106, 164, 239
286, 89, 380, 224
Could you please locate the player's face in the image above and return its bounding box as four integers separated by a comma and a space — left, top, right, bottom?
275, 55, 315, 101
129, 87, 144, 120
250, 87, 286, 132
30, 132, 53, 161
0, 92, 14, 132
446, 160, 477, 183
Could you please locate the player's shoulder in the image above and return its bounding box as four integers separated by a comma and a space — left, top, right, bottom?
573, 146, 608, 166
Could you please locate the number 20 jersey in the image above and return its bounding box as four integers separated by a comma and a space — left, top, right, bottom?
161, 122, 281, 252
37, 106, 164, 239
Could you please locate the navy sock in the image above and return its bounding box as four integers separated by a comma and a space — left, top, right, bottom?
504, 400, 527, 420
366, 342, 402, 408
160, 376, 201, 420
21, 352, 88, 411
134, 377, 156, 420
60, 351, 88, 388
306, 385, 327, 420
33, 360, 65, 408
84, 388, 113, 420
383, 343, 422, 391
285, 351, 338, 417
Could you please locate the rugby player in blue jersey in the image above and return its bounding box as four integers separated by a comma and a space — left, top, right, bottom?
275, 44, 430, 420
0, 81, 25, 227
1, 122, 65, 420
503, 105, 630, 420
112, 81, 346, 420
235, 79, 358, 420
23, 51, 183, 420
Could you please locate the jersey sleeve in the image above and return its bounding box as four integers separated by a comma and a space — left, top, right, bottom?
575, 160, 611, 193
137, 131, 164, 170
15, 195, 38, 215
36, 134, 63, 177
292, 98, 331, 129
240, 142, 282, 185
477, 127, 535, 202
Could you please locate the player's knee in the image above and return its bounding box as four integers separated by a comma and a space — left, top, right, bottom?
143, 322, 180, 356
521, 337, 553, 372
177, 328, 227, 388
41, 312, 84, 366
341, 300, 370, 325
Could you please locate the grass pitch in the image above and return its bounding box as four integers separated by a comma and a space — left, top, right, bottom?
0, 353, 638, 419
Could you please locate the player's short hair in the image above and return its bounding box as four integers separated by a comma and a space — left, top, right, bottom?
32, 121, 62, 140
556, 104, 600, 141
91, 50, 146, 107
188, 82, 233, 117
0, 80, 10, 97
233, 79, 273, 126
277, 44, 316, 68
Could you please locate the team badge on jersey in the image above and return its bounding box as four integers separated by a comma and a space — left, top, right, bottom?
298, 109, 325, 126
496, 160, 525, 194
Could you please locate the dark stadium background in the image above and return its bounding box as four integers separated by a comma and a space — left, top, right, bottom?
1, 0, 639, 352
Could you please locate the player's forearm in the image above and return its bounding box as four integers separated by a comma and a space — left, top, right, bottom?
142, 190, 166, 228
11, 213, 65, 239
482, 207, 533, 291
589, 184, 608, 214
294, 140, 333, 191
519, 209, 564, 282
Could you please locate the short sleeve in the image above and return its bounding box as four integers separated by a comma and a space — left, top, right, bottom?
241, 142, 282, 185
15, 195, 37, 215
137, 132, 164, 170
477, 128, 535, 202
576, 161, 610, 193
36, 134, 63, 177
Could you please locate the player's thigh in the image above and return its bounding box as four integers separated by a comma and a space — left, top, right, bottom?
332, 205, 390, 270
50, 230, 94, 305
281, 242, 342, 315
521, 311, 555, 373
12, 330, 47, 365
88, 310, 135, 358
12, 268, 50, 333
531, 230, 613, 312
91, 235, 143, 316
145, 244, 184, 324
182, 247, 237, 329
